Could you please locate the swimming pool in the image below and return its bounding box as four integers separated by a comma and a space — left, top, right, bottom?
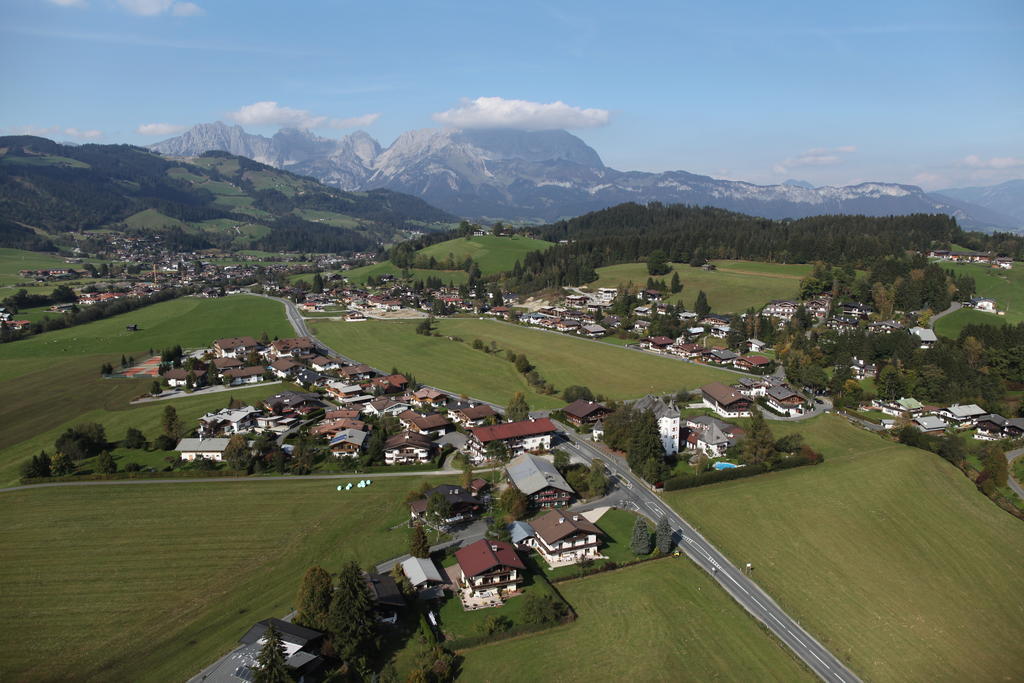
713, 462, 739, 470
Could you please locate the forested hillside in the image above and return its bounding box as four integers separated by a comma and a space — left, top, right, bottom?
0, 136, 456, 253
504, 203, 1023, 291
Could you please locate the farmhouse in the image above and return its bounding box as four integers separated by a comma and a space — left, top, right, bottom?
914, 415, 949, 434
561, 399, 611, 426
409, 484, 484, 526
701, 382, 752, 418
267, 337, 316, 360
448, 402, 498, 427
874, 397, 924, 418
398, 410, 453, 437
970, 297, 997, 312
269, 358, 302, 379
766, 384, 806, 417
411, 387, 448, 408
363, 397, 412, 417
197, 406, 262, 436
524, 510, 605, 568
763, 300, 798, 319
329, 429, 368, 457
685, 416, 743, 458
910, 326, 938, 349
175, 437, 230, 462
213, 336, 260, 358
383, 430, 435, 465
223, 366, 266, 385
734, 355, 772, 372
973, 414, 1024, 440
939, 403, 987, 428
505, 453, 575, 508
454, 539, 525, 601
467, 418, 556, 463
161, 367, 207, 388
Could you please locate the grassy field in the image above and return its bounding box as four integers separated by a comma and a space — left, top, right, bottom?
416, 235, 553, 274
0, 295, 293, 484
309, 317, 736, 410
590, 260, 809, 313
934, 307, 1008, 338
457, 559, 812, 682
937, 262, 1024, 324
341, 261, 470, 286
0, 248, 102, 287
0, 477, 444, 682
663, 415, 1024, 682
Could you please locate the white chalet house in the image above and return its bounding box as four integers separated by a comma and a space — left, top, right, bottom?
519, 510, 605, 568
175, 437, 230, 461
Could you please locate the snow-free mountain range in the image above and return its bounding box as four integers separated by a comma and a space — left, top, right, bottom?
151, 122, 1022, 229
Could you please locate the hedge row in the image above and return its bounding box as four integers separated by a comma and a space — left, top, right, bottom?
662, 453, 823, 491
20, 468, 250, 485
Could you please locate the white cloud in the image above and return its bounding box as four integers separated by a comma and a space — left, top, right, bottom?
329, 113, 381, 129
171, 2, 204, 16
48, 0, 87, 7
136, 122, 187, 136
4, 125, 102, 140
773, 145, 857, 174
63, 127, 103, 139
960, 154, 1024, 170
228, 101, 378, 130
229, 101, 325, 129
432, 96, 611, 130
115, 0, 203, 16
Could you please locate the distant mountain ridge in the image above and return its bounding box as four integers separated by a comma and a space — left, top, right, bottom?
0, 135, 455, 253
151, 122, 1019, 229
934, 179, 1024, 226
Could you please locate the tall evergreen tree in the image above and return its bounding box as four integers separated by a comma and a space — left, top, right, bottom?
628, 410, 664, 481
670, 271, 682, 294
252, 624, 291, 683
630, 515, 652, 555
410, 524, 430, 558
326, 560, 378, 665
655, 515, 674, 554
162, 405, 182, 439
694, 290, 711, 317
742, 407, 777, 465
294, 566, 333, 632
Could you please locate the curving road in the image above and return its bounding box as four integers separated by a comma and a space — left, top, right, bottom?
1006, 448, 1024, 499
248, 293, 861, 681
555, 421, 860, 683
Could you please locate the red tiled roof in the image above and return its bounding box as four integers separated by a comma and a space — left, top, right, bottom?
470, 418, 556, 444
455, 539, 524, 578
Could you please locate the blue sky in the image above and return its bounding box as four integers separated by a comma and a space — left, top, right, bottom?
1, 0, 1021, 189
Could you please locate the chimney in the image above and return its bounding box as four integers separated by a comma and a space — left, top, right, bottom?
491, 544, 499, 552
573, 514, 580, 521
558, 517, 564, 524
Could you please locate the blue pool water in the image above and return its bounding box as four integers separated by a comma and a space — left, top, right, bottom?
713, 462, 739, 470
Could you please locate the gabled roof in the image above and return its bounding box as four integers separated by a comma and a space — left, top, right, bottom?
214, 336, 258, 350
455, 539, 524, 578
562, 399, 608, 420
400, 556, 444, 586
530, 510, 603, 545
384, 430, 434, 450
944, 404, 986, 418
329, 429, 368, 447
399, 410, 452, 430
175, 437, 230, 452
471, 418, 556, 444
239, 618, 322, 647
505, 453, 574, 496
701, 382, 749, 407
364, 572, 405, 608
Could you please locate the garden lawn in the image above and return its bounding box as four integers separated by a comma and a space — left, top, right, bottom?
663, 414, 1024, 682
536, 508, 652, 581
934, 307, 1008, 338
457, 559, 812, 682
591, 260, 807, 313
0, 477, 444, 682
309, 318, 736, 410
415, 235, 554, 274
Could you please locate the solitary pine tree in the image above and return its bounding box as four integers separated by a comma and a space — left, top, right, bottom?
983, 444, 1009, 488
694, 290, 711, 318
98, 450, 116, 474
630, 516, 652, 555
655, 516, 674, 554
162, 405, 182, 439
506, 392, 530, 421
670, 271, 682, 294
294, 566, 333, 632
410, 524, 430, 558
326, 560, 378, 664
742, 407, 777, 465
628, 410, 664, 477
252, 624, 290, 683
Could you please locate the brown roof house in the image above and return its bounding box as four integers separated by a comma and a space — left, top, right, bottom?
561, 399, 610, 426
522, 510, 605, 568
467, 418, 556, 464
453, 539, 525, 605
383, 430, 435, 465
398, 410, 453, 438
700, 382, 752, 418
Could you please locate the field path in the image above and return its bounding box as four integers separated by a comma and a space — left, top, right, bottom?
717, 266, 804, 280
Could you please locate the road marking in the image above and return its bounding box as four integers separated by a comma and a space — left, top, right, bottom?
752, 597, 766, 609
809, 651, 831, 669
770, 614, 784, 625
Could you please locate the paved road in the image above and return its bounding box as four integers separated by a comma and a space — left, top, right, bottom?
554, 421, 860, 683
129, 380, 283, 404
928, 302, 962, 329
1006, 448, 1024, 499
